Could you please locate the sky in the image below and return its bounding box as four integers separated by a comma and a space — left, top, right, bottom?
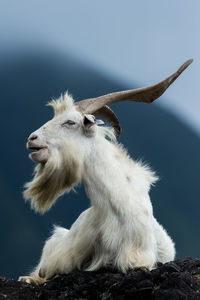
0, 0, 199, 135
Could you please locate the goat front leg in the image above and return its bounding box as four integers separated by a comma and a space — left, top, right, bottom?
18, 208, 94, 284
18, 226, 69, 285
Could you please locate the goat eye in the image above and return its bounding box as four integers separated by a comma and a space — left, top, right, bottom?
62, 120, 76, 126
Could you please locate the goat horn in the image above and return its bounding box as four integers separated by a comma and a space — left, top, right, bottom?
76, 59, 193, 113
93, 105, 121, 137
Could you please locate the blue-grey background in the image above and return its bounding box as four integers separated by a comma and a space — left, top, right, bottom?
0, 1, 199, 279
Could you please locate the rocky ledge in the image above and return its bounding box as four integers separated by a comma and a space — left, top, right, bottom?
0, 258, 200, 300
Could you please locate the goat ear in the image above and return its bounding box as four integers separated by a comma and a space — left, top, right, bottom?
95, 119, 104, 125
83, 114, 104, 136
83, 114, 96, 128
83, 115, 104, 128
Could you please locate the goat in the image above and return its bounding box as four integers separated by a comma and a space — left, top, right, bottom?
19, 59, 192, 284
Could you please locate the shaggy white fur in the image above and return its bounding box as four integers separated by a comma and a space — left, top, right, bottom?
19, 93, 175, 285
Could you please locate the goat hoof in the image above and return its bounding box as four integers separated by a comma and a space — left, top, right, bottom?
18, 275, 46, 285
18, 276, 38, 285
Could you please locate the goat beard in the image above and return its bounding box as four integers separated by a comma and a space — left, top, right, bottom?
23, 141, 84, 213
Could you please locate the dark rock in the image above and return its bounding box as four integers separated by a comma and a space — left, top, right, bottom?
0, 258, 200, 299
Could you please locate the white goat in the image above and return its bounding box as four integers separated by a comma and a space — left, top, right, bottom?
19, 59, 192, 284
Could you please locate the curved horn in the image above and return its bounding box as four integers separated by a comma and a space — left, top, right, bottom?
76, 59, 193, 114
94, 105, 121, 137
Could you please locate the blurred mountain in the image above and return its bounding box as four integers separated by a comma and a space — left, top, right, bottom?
0, 50, 199, 279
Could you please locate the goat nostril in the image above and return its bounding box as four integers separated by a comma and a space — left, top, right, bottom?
28, 134, 38, 141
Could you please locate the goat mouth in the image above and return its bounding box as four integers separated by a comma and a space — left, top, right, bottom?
29, 147, 46, 154
28, 147, 48, 163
